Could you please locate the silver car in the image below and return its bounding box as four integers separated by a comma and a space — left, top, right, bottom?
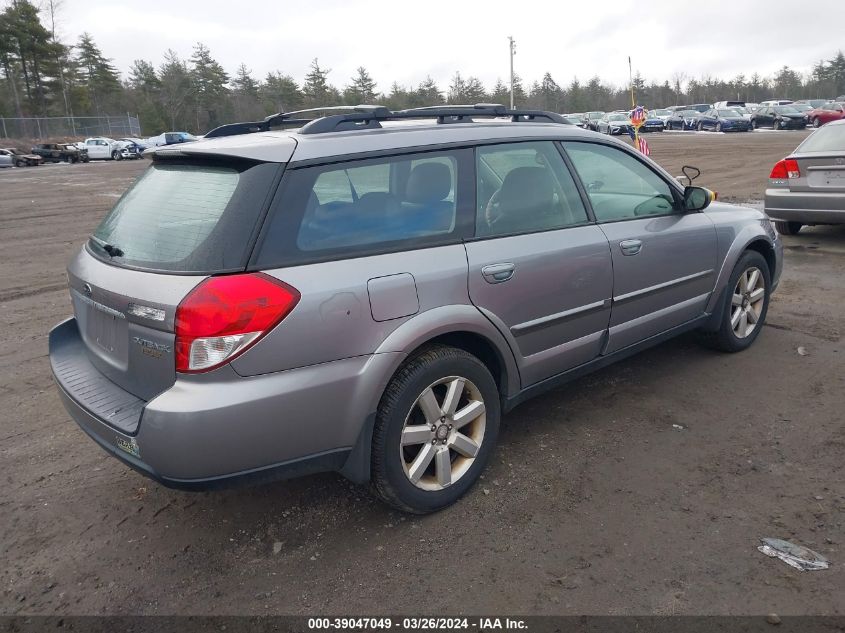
765, 119, 845, 235
49, 105, 783, 513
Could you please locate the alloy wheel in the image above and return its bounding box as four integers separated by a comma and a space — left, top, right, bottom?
400, 376, 486, 491
731, 267, 766, 338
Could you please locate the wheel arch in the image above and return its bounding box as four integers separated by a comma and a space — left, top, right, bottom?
705, 226, 778, 317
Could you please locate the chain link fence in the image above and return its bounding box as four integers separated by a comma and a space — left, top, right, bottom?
0, 114, 141, 141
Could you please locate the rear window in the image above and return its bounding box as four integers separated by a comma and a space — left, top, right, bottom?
796, 125, 845, 153
89, 160, 279, 273
254, 149, 473, 267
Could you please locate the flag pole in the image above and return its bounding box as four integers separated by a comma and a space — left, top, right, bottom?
629, 56, 639, 152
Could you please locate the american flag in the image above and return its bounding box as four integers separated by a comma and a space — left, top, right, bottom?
638, 135, 651, 156
629, 105, 647, 127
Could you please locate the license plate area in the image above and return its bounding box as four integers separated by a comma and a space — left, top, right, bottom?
809, 169, 845, 188
87, 308, 120, 352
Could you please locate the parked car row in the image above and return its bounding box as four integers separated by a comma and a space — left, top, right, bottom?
563, 98, 845, 135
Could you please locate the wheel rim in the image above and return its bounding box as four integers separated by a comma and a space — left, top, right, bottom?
731, 267, 766, 339
400, 376, 486, 491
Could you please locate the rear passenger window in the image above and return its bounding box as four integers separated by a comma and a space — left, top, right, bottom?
254, 150, 471, 266
475, 142, 589, 237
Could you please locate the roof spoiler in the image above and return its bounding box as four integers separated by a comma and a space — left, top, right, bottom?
204, 104, 570, 138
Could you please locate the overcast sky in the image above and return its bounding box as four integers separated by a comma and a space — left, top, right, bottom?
53, 0, 845, 91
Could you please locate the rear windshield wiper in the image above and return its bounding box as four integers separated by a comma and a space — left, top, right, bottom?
90, 235, 124, 258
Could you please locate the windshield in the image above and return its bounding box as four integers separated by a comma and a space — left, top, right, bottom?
680, 110, 698, 117
607, 114, 628, 121
791, 103, 811, 112
774, 106, 800, 114
796, 125, 845, 153
90, 160, 279, 273
653, 109, 670, 116
718, 109, 740, 117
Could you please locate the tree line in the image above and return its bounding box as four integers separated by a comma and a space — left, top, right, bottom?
2, 0, 845, 135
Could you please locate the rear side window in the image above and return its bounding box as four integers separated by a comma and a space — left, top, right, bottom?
254, 149, 472, 266
90, 160, 279, 273
475, 141, 589, 237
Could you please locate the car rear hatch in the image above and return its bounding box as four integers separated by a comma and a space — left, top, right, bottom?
790, 153, 845, 194
60, 152, 286, 431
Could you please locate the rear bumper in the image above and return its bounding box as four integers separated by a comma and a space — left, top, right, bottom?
765, 189, 845, 223
49, 318, 400, 488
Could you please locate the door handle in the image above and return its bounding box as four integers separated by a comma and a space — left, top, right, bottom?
619, 239, 642, 256
482, 263, 515, 284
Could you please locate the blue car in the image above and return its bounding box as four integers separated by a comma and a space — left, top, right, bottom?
640, 113, 665, 132
697, 108, 750, 132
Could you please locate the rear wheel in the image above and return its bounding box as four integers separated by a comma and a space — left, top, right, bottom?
697, 251, 770, 353
774, 220, 802, 236
371, 345, 500, 514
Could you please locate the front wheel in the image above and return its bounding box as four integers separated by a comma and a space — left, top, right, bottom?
716, 122, 722, 132
774, 220, 802, 236
697, 250, 771, 353
112, 150, 123, 161
751, 119, 758, 130
773, 119, 781, 130
697, 122, 703, 131
371, 345, 500, 514
812, 118, 821, 128
15, 159, 25, 167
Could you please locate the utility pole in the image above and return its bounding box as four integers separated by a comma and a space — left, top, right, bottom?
508, 36, 516, 109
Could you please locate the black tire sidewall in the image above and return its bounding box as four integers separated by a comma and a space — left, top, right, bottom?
375, 349, 500, 513
720, 251, 771, 352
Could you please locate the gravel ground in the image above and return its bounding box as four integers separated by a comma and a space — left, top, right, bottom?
1, 131, 842, 616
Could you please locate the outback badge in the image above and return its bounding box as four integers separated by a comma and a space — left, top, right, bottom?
116, 436, 141, 458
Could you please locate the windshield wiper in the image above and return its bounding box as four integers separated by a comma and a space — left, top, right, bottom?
102, 243, 124, 258
90, 235, 124, 258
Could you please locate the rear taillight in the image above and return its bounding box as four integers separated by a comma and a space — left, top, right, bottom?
769, 158, 800, 180
175, 273, 300, 373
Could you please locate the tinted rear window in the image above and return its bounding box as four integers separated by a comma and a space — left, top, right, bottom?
254, 149, 473, 267
796, 125, 845, 153
89, 160, 279, 273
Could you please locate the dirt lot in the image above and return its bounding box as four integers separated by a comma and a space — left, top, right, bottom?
1, 131, 843, 617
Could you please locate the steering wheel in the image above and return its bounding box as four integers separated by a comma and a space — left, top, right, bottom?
484, 187, 504, 228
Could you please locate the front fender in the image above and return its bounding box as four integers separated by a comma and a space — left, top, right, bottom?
705, 222, 777, 315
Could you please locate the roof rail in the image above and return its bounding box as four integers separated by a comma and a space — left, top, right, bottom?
205, 103, 570, 138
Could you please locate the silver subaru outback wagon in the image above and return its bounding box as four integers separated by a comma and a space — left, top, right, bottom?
49, 105, 783, 513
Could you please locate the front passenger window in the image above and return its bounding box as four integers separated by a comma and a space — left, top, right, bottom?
563, 142, 677, 222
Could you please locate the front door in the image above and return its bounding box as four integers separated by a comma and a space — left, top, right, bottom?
465, 141, 613, 387
562, 141, 718, 354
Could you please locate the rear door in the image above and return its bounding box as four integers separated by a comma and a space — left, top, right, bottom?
464, 141, 613, 386
71, 158, 282, 400
562, 140, 717, 354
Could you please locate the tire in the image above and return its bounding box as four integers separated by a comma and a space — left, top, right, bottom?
716, 122, 722, 132
697, 250, 771, 353
371, 345, 501, 514
773, 119, 781, 130
697, 122, 703, 131
774, 220, 802, 236
112, 150, 123, 161
15, 159, 25, 167
751, 119, 758, 130
812, 118, 821, 128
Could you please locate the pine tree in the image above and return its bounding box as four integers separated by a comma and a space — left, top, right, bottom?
158, 49, 192, 131
190, 42, 229, 130
232, 63, 259, 98
344, 66, 377, 104
260, 71, 303, 113
75, 32, 121, 115
302, 58, 333, 106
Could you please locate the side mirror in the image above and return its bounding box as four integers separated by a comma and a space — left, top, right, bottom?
684, 186, 715, 211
